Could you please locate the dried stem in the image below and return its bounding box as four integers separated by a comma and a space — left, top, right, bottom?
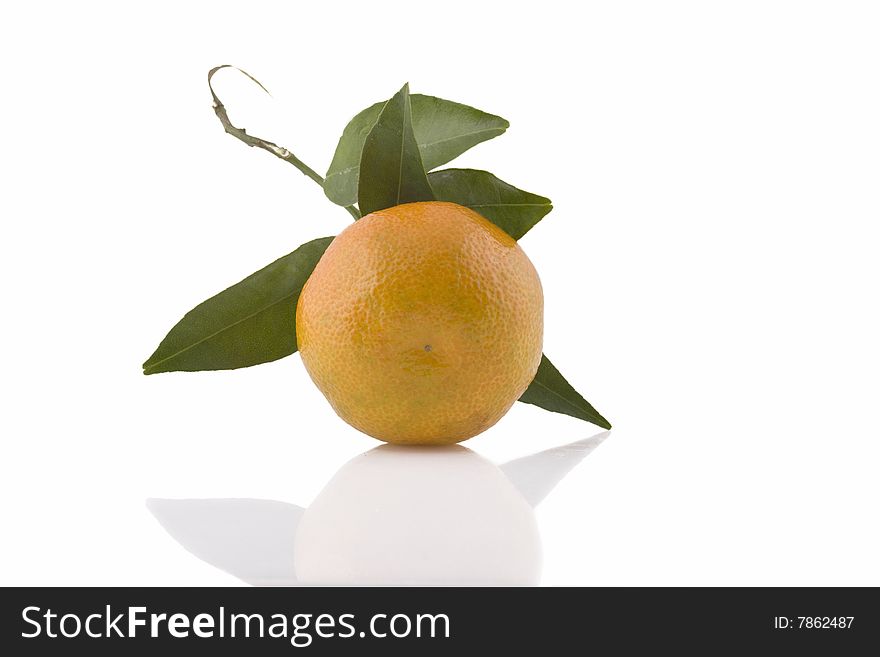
208, 66, 360, 220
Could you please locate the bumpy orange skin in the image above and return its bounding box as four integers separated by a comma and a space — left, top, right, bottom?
296, 201, 543, 444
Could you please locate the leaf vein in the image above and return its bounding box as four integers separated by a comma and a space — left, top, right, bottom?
531, 380, 589, 417
144, 292, 296, 372
419, 127, 505, 149
467, 203, 550, 208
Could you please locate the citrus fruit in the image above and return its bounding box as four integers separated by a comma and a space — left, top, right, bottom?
296, 201, 543, 444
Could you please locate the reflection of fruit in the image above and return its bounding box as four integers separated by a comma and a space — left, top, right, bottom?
294, 445, 541, 585
296, 201, 543, 444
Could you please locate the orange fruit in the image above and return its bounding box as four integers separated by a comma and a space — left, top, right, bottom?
296, 201, 543, 444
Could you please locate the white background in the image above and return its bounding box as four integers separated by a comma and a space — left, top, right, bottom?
1, 1, 878, 586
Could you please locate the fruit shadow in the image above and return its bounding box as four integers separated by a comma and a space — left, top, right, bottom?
147, 432, 609, 586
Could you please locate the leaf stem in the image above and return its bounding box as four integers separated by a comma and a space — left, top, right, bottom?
208, 66, 360, 220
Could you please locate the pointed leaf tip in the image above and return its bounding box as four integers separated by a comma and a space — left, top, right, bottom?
357, 84, 434, 216
324, 94, 509, 207
518, 354, 612, 430
142, 236, 334, 375
428, 168, 552, 240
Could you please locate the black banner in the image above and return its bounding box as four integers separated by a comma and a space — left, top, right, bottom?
1, 587, 876, 654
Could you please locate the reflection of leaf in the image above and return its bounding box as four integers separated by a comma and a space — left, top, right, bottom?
519, 355, 612, 429
143, 237, 333, 374
147, 498, 304, 586
429, 168, 552, 239
357, 84, 435, 216
325, 94, 508, 207
500, 433, 610, 506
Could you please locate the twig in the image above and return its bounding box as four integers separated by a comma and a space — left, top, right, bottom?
208, 66, 360, 220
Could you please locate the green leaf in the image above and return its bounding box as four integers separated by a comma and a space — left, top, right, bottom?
143, 237, 334, 375
519, 354, 612, 430
428, 168, 553, 240
357, 83, 435, 216
324, 94, 509, 207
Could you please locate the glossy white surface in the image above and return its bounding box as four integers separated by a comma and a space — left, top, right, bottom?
148, 439, 604, 586
1, 2, 879, 586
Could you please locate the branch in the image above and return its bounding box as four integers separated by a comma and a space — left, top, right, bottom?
208, 66, 360, 220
